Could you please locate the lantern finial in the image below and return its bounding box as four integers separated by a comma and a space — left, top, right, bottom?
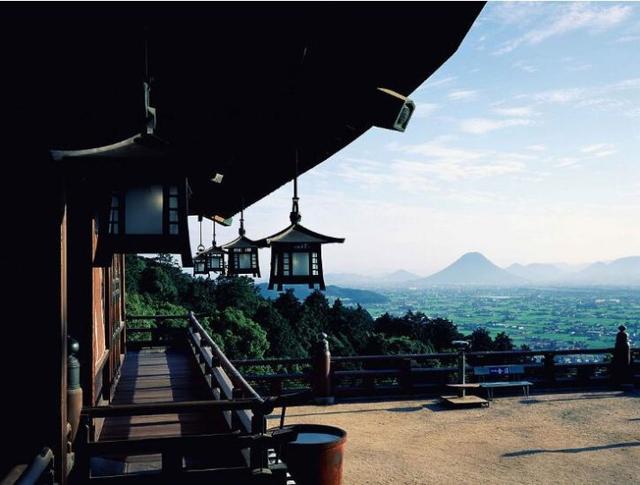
290, 151, 302, 223
239, 209, 246, 236
196, 215, 205, 253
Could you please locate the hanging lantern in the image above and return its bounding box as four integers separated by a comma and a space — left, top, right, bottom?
193, 216, 209, 275
56, 41, 194, 268
93, 176, 193, 267
204, 220, 226, 274
259, 172, 344, 291
221, 209, 263, 277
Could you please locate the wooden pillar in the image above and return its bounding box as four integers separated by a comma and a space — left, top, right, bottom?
312, 333, 334, 405
66, 179, 95, 409
543, 353, 556, 385
612, 325, 632, 385
0, 149, 68, 483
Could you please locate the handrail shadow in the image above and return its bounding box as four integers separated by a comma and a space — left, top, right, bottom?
503, 441, 640, 457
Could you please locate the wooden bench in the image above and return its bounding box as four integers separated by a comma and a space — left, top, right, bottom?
474, 365, 533, 401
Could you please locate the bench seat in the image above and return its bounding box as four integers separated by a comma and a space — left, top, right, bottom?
479, 380, 533, 400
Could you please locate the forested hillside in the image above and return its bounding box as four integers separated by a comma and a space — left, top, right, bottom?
125, 255, 516, 360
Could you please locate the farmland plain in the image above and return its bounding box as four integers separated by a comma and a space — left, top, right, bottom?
361, 286, 640, 350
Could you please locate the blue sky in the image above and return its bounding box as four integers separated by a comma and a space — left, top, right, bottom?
189, 2, 640, 277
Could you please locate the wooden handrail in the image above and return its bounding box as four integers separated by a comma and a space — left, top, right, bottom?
127, 327, 186, 333
232, 357, 313, 367
188, 312, 263, 403
3, 447, 55, 485
82, 398, 262, 418
127, 314, 192, 320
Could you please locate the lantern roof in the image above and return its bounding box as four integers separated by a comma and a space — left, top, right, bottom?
259, 222, 345, 246
199, 245, 226, 255
221, 235, 265, 250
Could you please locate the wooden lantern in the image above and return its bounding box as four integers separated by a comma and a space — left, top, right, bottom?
94, 178, 192, 267
259, 178, 343, 291
221, 211, 263, 277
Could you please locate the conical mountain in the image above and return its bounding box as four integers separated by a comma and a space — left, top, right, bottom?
418, 252, 527, 286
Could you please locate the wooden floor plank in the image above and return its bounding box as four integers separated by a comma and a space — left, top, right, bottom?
99, 347, 220, 441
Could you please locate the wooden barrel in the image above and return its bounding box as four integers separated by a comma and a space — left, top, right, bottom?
281, 424, 347, 485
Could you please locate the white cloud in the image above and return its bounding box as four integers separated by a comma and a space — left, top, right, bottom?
383, 139, 533, 183
494, 3, 632, 55
447, 90, 478, 101
516, 77, 640, 115
513, 60, 538, 73
552, 143, 618, 169
526, 144, 546, 152
459, 117, 533, 135
615, 34, 640, 43
527, 88, 586, 104
581, 143, 617, 158
427, 76, 457, 88
493, 105, 537, 117
555, 157, 580, 168
413, 103, 439, 119
391, 158, 526, 182
567, 63, 592, 72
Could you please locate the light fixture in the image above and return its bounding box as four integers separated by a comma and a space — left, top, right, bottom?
221, 207, 263, 277
259, 154, 344, 291
193, 216, 209, 275
203, 218, 226, 274
371, 87, 415, 132
94, 178, 193, 267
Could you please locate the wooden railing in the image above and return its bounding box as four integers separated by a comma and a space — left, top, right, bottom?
1, 447, 55, 485
233, 344, 639, 399
76, 313, 300, 483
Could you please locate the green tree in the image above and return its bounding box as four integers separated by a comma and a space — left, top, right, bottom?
214, 276, 261, 317
208, 307, 269, 359
363, 333, 432, 355
470, 327, 493, 352
273, 289, 303, 328
493, 331, 514, 351
421, 317, 463, 352
139, 266, 179, 302
297, 291, 330, 352
253, 301, 305, 358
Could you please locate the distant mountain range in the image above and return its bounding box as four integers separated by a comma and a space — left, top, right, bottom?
325, 270, 422, 288
325, 252, 640, 288
505, 262, 566, 282
257, 283, 389, 304
560, 256, 640, 286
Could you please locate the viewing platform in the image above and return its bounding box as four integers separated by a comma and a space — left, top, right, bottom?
278, 391, 640, 484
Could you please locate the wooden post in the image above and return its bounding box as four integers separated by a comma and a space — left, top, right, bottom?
270, 379, 283, 396
543, 353, 556, 384
399, 358, 413, 394
612, 325, 631, 385
231, 388, 244, 430
250, 410, 267, 471
312, 333, 334, 405
73, 415, 91, 482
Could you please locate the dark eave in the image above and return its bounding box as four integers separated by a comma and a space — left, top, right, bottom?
13, 4, 484, 218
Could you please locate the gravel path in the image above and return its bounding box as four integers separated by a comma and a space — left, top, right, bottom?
271, 391, 640, 484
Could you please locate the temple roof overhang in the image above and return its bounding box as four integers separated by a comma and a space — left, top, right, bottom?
37, 4, 484, 218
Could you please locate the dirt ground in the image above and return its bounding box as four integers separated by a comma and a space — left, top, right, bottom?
270, 391, 640, 485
